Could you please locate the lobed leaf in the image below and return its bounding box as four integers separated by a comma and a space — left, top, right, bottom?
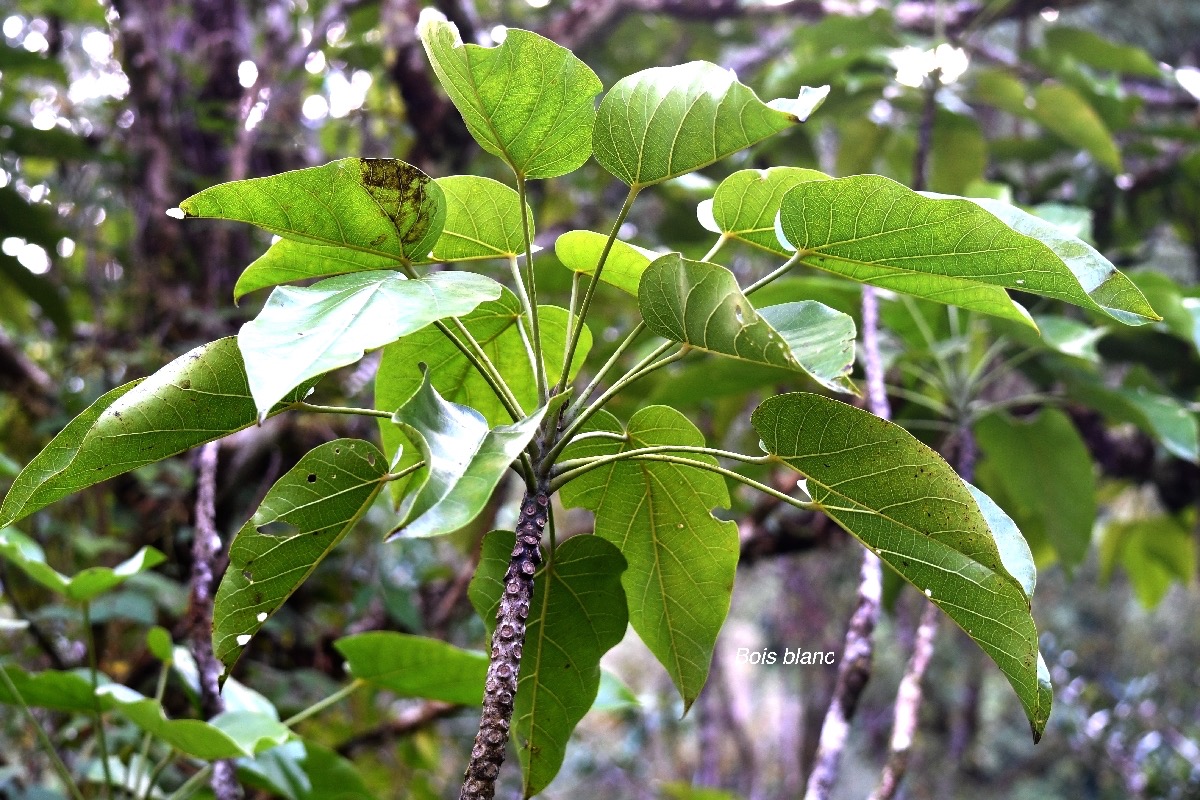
238, 270, 503, 419
213, 440, 389, 672
751, 392, 1051, 740
559, 407, 738, 709
418, 13, 602, 179
0, 338, 311, 528
638, 254, 856, 392
179, 158, 445, 263
0, 528, 163, 603
335, 632, 487, 705
593, 61, 827, 187
470, 531, 628, 797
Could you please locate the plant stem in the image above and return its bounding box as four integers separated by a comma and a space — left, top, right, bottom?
82, 601, 114, 800
555, 185, 640, 397
568, 322, 646, 417
296, 402, 393, 419
515, 174, 548, 402
459, 483, 551, 800
140, 749, 174, 800
133, 663, 171, 795
701, 234, 729, 263
283, 679, 364, 727
0, 663, 86, 800
165, 765, 212, 800
553, 445, 772, 483
446, 317, 526, 419
744, 252, 802, 295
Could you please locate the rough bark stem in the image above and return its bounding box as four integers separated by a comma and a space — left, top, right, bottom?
459, 482, 550, 800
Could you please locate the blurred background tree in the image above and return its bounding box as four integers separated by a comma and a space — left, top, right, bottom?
1, 0, 1199, 798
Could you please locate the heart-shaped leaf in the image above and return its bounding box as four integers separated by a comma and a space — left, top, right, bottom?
776, 175, 1156, 326
0, 338, 311, 528
470, 531, 628, 797
335, 632, 487, 705
638, 254, 856, 393
698, 167, 829, 255
213, 440, 389, 672
593, 61, 827, 188
180, 158, 445, 263
0, 529, 164, 603
238, 270, 503, 419
387, 370, 547, 539
418, 13, 602, 179
751, 392, 1052, 741
559, 406, 738, 709
431, 175, 531, 262
554, 230, 662, 297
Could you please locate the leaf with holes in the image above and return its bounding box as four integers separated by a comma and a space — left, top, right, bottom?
387, 370, 547, 539
554, 231, 661, 296
0, 338, 312, 528
419, 14, 602, 179
180, 158, 445, 263
593, 61, 827, 188
697, 167, 829, 255
559, 406, 738, 709
431, 175, 531, 262
639, 255, 856, 393
751, 392, 1052, 741
212, 440, 388, 672
0, 528, 164, 603
470, 531, 627, 797
238, 270, 503, 419
776, 175, 1155, 326
335, 632, 487, 705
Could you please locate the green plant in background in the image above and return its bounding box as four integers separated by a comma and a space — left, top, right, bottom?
0, 8, 1179, 800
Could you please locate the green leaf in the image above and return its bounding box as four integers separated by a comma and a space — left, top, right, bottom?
638, 254, 856, 393
431, 175, 530, 262
335, 632, 487, 705
238, 270, 503, 419
0, 338, 310, 528
560, 407, 738, 709
0, 666, 109, 713
698, 167, 830, 255
593, 61, 827, 188
1067, 379, 1199, 463
387, 370, 547, 539
233, 240, 398, 302
1030, 84, 1121, 172
776, 175, 1155, 326
96, 684, 289, 760
1028, 314, 1107, 362
213, 440, 388, 672
239, 741, 377, 800
469, 531, 628, 797
751, 393, 1052, 741
0, 529, 164, 602
179, 158, 446, 263
554, 231, 661, 296
960, 197, 1156, 326
975, 410, 1097, 571
1099, 513, 1195, 608
375, 291, 590, 435
1044, 28, 1162, 78
418, 13, 602, 179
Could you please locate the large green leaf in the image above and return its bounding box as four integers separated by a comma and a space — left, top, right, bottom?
638, 254, 856, 392
1099, 513, 1196, 608
470, 531, 628, 797
776, 175, 1156, 326
335, 632, 487, 705
238, 270, 503, 419
96, 684, 289, 760
233, 240, 398, 302
0, 529, 164, 602
0, 338, 310, 528
213, 440, 388, 672
559, 407, 738, 708
387, 370, 546, 539
554, 230, 661, 296
1067, 378, 1199, 463
1030, 83, 1122, 172
593, 61, 828, 188
0, 666, 110, 713
375, 291, 590, 435
697, 167, 829, 255
1043, 27, 1162, 78
975, 410, 1096, 571
431, 175, 530, 262
751, 393, 1052, 741
418, 13, 602, 179
239, 740, 377, 800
